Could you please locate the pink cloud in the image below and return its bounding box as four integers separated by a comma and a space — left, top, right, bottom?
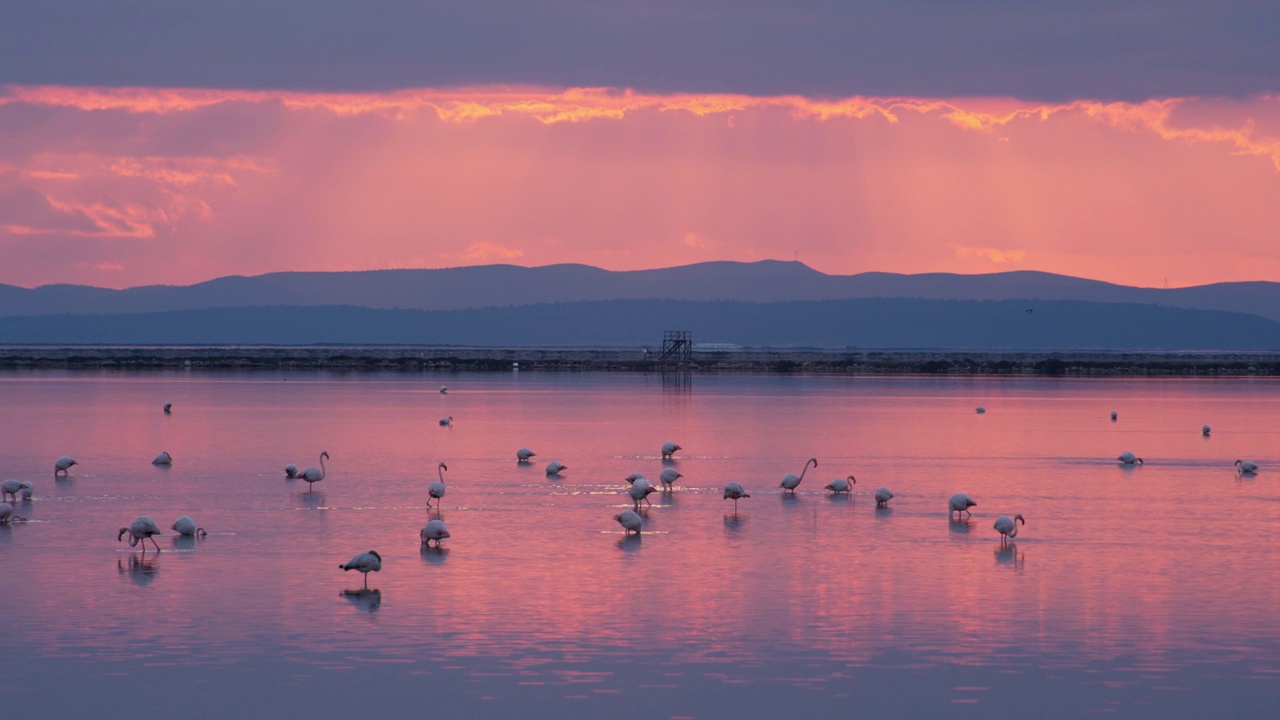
0, 85, 1279, 289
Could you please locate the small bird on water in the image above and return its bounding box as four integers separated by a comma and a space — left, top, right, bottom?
339, 551, 382, 589
614, 509, 642, 535
824, 475, 855, 494
948, 493, 977, 519
993, 514, 1025, 545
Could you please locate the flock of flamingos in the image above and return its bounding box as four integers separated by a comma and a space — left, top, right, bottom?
0, 398, 1263, 591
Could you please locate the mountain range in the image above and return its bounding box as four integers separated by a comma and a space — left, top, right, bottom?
1, 261, 1278, 350
2, 261, 1279, 322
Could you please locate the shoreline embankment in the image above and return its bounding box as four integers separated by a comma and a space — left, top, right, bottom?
0, 346, 1278, 376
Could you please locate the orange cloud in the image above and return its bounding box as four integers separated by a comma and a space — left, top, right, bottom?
463, 242, 526, 262
953, 245, 1027, 264
2, 85, 1280, 289
5, 85, 1279, 174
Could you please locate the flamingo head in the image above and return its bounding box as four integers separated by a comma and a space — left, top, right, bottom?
967, 499, 977, 508
847, 475, 856, 484
117, 527, 129, 541
1015, 514, 1025, 525
439, 462, 448, 471
321, 451, 330, 460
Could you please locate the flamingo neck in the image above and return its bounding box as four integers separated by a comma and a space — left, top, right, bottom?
799, 459, 815, 481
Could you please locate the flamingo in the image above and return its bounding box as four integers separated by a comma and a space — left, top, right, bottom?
659, 467, 681, 490
623, 473, 647, 485
54, 456, 77, 477
517, 448, 536, 463
421, 519, 450, 547
118, 516, 163, 552
1117, 451, 1143, 465
874, 487, 894, 506
546, 461, 567, 476
440, 385, 448, 394
824, 475, 855, 494
152, 451, 172, 465
301, 451, 329, 490
780, 458, 818, 493
629, 477, 658, 508
164, 403, 173, 414
1, 480, 33, 503
1202, 424, 1211, 437
994, 514, 1025, 544
439, 416, 453, 427
427, 462, 447, 507
1110, 411, 1118, 421
723, 482, 750, 511
614, 509, 643, 534
171, 515, 207, 537
339, 551, 382, 589
975, 406, 986, 414
661, 441, 681, 460
285, 464, 299, 479
948, 493, 977, 519
1235, 459, 1259, 475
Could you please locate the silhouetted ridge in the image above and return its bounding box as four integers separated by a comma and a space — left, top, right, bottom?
2, 261, 1279, 324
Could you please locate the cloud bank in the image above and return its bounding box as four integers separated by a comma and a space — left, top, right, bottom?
1, 85, 1279, 288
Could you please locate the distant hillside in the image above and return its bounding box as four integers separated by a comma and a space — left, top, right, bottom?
2, 299, 1278, 350
2, 261, 1280, 323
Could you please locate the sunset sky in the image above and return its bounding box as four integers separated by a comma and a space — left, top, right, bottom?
2, 2, 1279, 289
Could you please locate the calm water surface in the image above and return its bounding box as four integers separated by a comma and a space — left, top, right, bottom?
1, 371, 1278, 718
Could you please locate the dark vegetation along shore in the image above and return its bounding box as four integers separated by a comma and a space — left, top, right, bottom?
1, 346, 1278, 376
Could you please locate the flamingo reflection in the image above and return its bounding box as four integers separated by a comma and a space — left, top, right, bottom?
341, 589, 382, 613
723, 513, 746, 532
995, 543, 1025, 570
117, 554, 160, 587
421, 545, 450, 565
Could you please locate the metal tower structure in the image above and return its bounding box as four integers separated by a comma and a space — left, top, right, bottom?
659, 331, 693, 364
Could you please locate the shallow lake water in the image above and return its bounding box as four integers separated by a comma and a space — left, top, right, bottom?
1, 370, 1278, 718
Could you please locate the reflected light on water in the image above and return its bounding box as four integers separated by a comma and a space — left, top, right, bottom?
1, 371, 1279, 716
